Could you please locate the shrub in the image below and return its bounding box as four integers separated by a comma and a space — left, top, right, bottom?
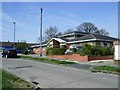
15, 43, 27, 50
22, 50, 28, 55
80, 44, 114, 56
80, 44, 93, 56
99, 46, 114, 56
46, 48, 52, 55
46, 48, 66, 55
22, 49, 34, 55
28, 50, 34, 54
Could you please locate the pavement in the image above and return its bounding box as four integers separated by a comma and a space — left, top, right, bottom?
20, 54, 119, 70
1, 57, 119, 88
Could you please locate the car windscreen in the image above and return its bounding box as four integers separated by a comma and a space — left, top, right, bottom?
8, 50, 16, 53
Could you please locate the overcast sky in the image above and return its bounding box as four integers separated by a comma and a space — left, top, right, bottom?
2, 2, 118, 43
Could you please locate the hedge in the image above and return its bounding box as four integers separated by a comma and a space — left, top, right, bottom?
46, 48, 66, 55
80, 44, 114, 56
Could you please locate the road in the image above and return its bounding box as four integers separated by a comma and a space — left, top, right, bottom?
1, 58, 118, 88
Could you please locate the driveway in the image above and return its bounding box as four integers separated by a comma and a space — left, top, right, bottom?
2, 58, 118, 88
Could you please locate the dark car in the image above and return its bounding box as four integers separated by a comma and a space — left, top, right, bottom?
2, 48, 17, 58
16, 49, 23, 53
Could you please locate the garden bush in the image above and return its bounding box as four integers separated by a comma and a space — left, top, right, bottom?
15, 43, 27, 50
22, 50, 28, 55
69, 48, 77, 54
46, 48, 66, 55
46, 48, 52, 55
80, 44, 114, 56
79, 44, 93, 56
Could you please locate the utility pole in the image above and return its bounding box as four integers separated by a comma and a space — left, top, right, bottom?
13, 22, 16, 48
40, 8, 43, 57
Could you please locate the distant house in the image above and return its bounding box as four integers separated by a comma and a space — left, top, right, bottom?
31, 31, 119, 54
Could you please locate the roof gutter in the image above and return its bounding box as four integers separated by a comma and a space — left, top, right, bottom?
67, 39, 97, 44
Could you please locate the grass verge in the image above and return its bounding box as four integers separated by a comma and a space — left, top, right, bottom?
20, 55, 76, 65
1, 69, 35, 90
91, 65, 120, 75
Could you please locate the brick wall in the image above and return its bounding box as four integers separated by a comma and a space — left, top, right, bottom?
48, 54, 88, 62
47, 54, 113, 62
88, 56, 113, 61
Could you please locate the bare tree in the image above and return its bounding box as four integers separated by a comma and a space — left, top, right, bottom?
37, 36, 47, 42
64, 28, 74, 34
95, 29, 109, 36
44, 26, 58, 40
37, 26, 62, 42
76, 22, 98, 33
37, 26, 58, 42
76, 22, 109, 36
56, 32, 62, 37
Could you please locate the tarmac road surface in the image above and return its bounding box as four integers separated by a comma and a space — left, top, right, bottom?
1, 58, 119, 88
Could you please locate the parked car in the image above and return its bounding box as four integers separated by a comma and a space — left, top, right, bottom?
65, 46, 83, 54
27, 48, 34, 54
2, 48, 17, 58
22, 48, 34, 55
65, 49, 72, 54
16, 49, 23, 53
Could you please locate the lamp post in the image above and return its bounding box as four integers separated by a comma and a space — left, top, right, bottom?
40, 8, 43, 57
13, 22, 16, 48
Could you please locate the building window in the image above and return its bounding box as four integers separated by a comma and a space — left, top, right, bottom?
104, 42, 107, 46
96, 42, 100, 46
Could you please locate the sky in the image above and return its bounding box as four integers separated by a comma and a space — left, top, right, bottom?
1, 2, 118, 43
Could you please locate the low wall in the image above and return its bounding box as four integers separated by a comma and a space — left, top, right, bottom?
47, 54, 113, 62
88, 56, 113, 61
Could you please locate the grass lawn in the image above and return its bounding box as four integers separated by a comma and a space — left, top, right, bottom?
1, 69, 35, 90
91, 65, 120, 75
20, 55, 76, 65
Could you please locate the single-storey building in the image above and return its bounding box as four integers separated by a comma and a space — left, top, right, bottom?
31, 31, 119, 54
